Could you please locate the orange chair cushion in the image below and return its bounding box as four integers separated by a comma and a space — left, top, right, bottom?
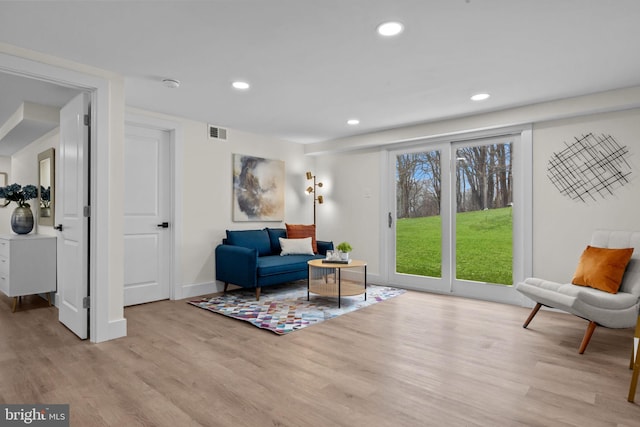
285, 223, 317, 253
572, 246, 634, 293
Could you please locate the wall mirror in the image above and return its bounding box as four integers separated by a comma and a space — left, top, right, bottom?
37, 148, 55, 227
0, 172, 7, 207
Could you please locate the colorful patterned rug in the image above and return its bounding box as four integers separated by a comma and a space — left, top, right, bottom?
188, 282, 405, 335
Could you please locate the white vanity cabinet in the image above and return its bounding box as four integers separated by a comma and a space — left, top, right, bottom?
0, 234, 57, 311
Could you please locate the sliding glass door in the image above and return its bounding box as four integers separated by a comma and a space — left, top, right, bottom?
388, 130, 531, 303
389, 143, 451, 293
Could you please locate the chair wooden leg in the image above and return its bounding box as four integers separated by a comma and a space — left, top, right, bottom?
631, 317, 640, 369
629, 356, 640, 402
629, 341, 640, 402
255, 287, 261, 301
523, 303, 542, 328
578, 321, 597, 354
628, 315, 640, 402
223, 283, 229, 293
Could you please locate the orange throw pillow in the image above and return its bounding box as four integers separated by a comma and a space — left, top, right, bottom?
285, 224, 317, 253
572, 246, 634, 293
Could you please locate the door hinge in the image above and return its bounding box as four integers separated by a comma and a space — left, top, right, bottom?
84, 114, 90, 126
83, 206, 91, 217
83, 296, 90, 309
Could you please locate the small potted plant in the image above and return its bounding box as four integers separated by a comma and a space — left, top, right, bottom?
336, 241, 353, 261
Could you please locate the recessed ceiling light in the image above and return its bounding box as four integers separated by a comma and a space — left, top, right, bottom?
347, 119, 360, 125
162, 78, 180, 89
377, 21, 404, 37
471, 93, 490, 101
232, 81, 250, 90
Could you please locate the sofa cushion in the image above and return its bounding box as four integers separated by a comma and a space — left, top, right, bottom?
266, 228, 287, 253
286, 223, 317, 253
257, 254, 320, 276
279, 237, 314, 255
226, 229, 272, 256
572, 245, 634, 293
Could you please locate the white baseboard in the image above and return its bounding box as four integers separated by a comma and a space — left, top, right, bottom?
339, 269, 381, 284
175, 275, 384, 301
93, 317, 127, 343
177, 281, 222, 300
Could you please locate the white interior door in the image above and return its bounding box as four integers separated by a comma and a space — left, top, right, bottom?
57, 92, 89, 339
123, 124, 171, 306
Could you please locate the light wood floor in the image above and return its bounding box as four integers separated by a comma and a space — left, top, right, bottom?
1, 289, 639, 426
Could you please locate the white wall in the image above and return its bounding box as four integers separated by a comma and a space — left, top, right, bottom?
185, 122, 314, 290
0, 155, 11, 231
315, 149, 382, 275
533, 109, 640, 282
309, 88, 640, 299
127, 107, 317, 296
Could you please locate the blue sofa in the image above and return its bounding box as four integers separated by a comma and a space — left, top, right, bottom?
215, 228, 334, 300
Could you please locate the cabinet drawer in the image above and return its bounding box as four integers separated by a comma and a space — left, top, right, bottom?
0, 239, 9, 257
0, 256, 8, 275
0, 235, 56, 298
0, 275, 8, 296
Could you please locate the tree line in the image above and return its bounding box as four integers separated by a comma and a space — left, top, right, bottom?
396, 143, 512, 219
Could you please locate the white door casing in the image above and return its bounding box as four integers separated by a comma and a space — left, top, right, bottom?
57, 92, 90, 339
0, 50, 127, 342
123, 125, 171, 306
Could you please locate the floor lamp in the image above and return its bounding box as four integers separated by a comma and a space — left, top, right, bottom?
305, 171, 323, 226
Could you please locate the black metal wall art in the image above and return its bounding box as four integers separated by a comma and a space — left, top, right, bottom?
547, 133, 631, 202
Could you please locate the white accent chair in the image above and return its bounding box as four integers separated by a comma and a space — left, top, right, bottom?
515, 230, 640, 354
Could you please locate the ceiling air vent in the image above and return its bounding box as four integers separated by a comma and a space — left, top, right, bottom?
208, 124, 228, 140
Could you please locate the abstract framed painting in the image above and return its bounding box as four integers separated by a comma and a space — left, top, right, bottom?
232, 154, 285, 221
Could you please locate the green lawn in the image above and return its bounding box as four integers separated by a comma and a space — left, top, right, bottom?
396, 207, 513, 285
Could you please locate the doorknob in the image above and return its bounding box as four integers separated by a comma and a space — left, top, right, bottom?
157, 222, 169, 228
54, 224, 63, 231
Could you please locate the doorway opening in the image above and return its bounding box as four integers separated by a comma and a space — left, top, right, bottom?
0, 50, 118, 342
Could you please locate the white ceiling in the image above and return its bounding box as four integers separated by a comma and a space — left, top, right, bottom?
0, 73, 80, 155
1, 0, 640, 144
